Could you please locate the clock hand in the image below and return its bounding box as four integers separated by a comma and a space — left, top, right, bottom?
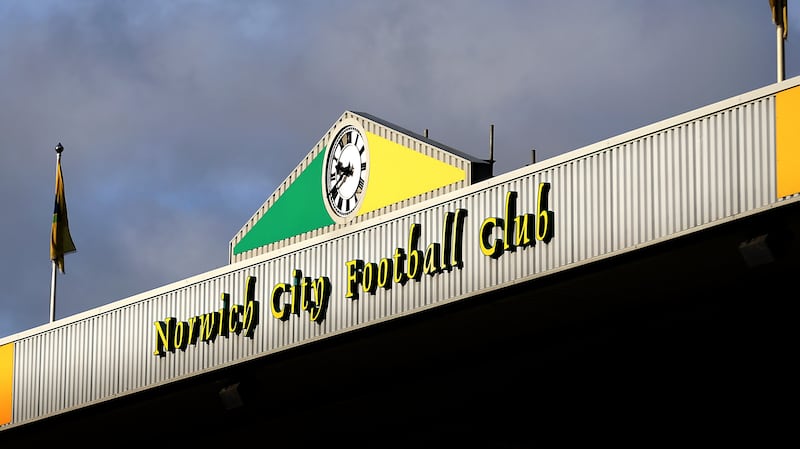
331, 172, 347, 195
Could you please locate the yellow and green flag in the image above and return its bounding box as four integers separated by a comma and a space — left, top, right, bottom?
50, 157, 76, 273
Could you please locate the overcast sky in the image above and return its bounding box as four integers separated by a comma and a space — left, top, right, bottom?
0, 0, 797, 339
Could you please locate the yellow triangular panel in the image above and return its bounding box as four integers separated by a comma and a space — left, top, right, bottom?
358, 131, 466, 216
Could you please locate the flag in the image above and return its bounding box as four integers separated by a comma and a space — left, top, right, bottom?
50, 157, 76, 273
770, 0, 788, 40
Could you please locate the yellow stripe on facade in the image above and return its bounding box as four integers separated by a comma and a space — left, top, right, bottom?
358, 132, 466, 216
0, 343, 13, 426
776, 86, 800, 198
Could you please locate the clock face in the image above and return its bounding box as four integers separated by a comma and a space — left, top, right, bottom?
324, 124, 369, 219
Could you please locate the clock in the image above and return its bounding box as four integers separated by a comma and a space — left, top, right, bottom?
323, 122, 370, 220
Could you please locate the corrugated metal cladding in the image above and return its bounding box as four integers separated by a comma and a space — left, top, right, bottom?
1, 78, 797, 430
228, 110, 477, 264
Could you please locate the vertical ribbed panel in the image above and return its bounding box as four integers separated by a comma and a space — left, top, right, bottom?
3, 91, 781, 430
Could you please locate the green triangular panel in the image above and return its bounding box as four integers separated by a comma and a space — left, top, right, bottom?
233, 152, 334, 255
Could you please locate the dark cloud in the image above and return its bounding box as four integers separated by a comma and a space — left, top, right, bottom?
0, 0, 795, 337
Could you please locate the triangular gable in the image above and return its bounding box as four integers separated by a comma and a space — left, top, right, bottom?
229, 111, 491, 263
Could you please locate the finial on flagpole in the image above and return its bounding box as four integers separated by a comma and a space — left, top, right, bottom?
55, 142, 64, 154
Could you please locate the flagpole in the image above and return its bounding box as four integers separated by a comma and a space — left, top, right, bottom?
770, 0, 788, 82
777, 16, 786, 82
50, 145, 63, 322
50, 258, 57, 322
